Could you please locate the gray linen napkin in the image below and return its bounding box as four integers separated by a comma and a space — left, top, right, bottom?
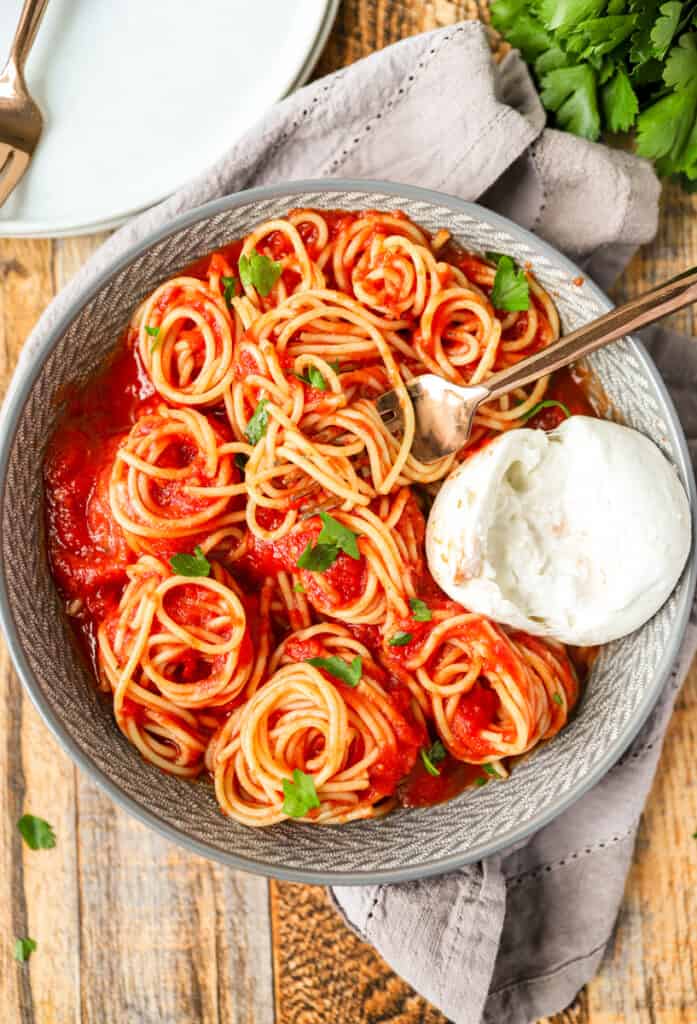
6, 20, 696, 1024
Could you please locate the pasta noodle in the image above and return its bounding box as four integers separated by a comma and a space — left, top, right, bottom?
44, 208, 588, 827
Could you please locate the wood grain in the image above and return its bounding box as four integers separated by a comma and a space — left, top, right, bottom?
271, 883, 449, 1024
0, 237, 274, 1024
0, 3, 696, 1023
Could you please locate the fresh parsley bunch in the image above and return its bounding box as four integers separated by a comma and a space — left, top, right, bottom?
491, 0, 697, 189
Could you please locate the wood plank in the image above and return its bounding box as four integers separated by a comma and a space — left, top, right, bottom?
275, 20, 697, 1024
0, 236, 83, 1024
1, 5, 697, 1024
271, 882, 449, 1024
583, 185, 697, 1024
74, 785, 274, 1024
47, 236, 274, 1024
314, 0, 497, 80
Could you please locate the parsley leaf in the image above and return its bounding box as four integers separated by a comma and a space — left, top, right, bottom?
473, 776, 488, 787
294, 365, 328, 391
282, 769, 320, 817
420, 739, 447, 776
317, 512, 360, 560
537, 0, 605, 34
483, 763, 501, 777
17, 815, 55, 850
638, 33, 697, 180
566, 15, 638, 62
490, 0, 697, 189
552, 692, 564, 706
296, 541, 340, 573
637, 90, 690, 163
490, 0, 553, 58
293, 581, 306, 593
388, 631, 413, 647
490, 255, 530, 312
145, 325, 162, 353
540, 65, 601, 140
307, 655, 362, 687
244, 398, 270, 445
523, 399, 572, 421
169, 545, 211, 578
409, 597, 432, 622
239, 249, 282, 297
221, 275, 237, 306
651, 2, 682, 60
601, 67, 639, 131
14, 938, 37, 962
235, 452, 249, 473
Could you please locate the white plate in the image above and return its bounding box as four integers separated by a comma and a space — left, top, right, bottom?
0, 0, 338, 237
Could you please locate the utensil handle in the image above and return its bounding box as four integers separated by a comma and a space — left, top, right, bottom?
7, 0, 50, 73
483, 265, 697, 403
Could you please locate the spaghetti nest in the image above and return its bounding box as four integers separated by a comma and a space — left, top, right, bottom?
58, 207, 583, 827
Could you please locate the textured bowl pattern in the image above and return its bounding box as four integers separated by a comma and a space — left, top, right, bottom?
1, 184, 693, 883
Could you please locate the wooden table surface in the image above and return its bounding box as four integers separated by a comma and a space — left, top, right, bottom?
1, 2, 697, 1022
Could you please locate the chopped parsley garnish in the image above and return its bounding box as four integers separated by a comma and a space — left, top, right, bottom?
552, 692, 564, 706
483, 763, 500, 777
490, 254, 530, 312
409, 597, 432, 622
17, 815, 55, 850
296, 541, 340, 572
474, 776, 488, 787
317, 512, 360, 560
523, 399, 571, 421
294, 365, 328, 391
239, 249, 282, 297
293, 581, 306, 594
145, 325, 161, 352
420, 739, 447, 777
169, 545, 211, 578
296, 513, 361, 573
388, 631, 413, 647
235, 452, 249, 473
244, 398, 270, 445
540, 65, 601, 141
221, 275, 237, 305
282, 769, 320, 817
307, 655, 362, 687
14, 938, 36, 963
328, 359, 341, 372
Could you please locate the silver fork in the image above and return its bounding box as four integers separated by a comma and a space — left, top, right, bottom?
0, 0, 51, 209
376, 264, 697, 463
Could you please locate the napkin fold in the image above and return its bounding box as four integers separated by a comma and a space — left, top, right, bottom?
11, 21, 696, 1024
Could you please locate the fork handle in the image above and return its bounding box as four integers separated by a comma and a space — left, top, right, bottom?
6, 0, 50, 75
483, 264, 697, 403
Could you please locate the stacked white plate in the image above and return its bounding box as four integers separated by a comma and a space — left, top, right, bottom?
0, 0, 338, 236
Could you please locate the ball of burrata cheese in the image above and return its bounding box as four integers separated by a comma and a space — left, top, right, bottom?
425, 416, 692, 645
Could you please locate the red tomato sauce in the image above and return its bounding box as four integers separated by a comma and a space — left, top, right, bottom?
399, 754, 487, 808
44, 344, 156, 664
43, 223, 599, 808
527, 365, 596, 429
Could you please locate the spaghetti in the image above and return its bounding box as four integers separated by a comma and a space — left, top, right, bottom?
44, 207, 591, 828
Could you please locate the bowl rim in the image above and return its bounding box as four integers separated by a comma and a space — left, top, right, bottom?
1, 177, 695, 885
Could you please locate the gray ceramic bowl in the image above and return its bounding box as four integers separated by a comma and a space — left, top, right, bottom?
1, 181, 695, 884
